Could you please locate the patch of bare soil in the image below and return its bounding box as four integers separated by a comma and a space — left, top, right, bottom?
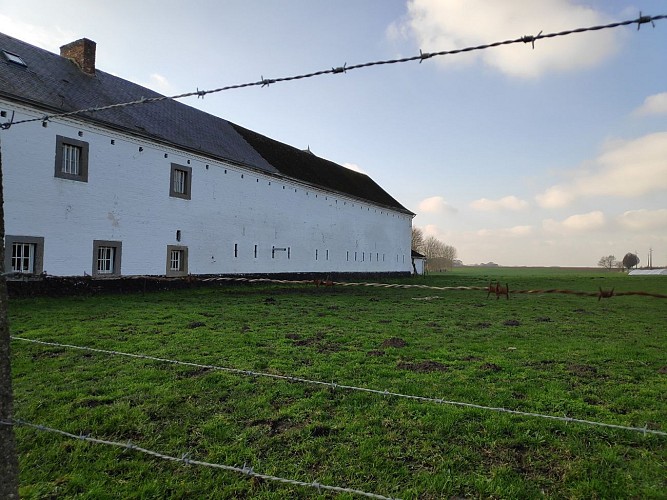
293, 331, 325, 347
381, 337, 407, 348
503, 319, 521, 327
288, 331, 340, 353
367, 350, 385, 356
179, 367, 213, 378
251, 417, 294, 436
397, 360, 448, 373
480, 363, 502, 372
31, 349, 66, 360
658, 366, 667, 374
567, 363, 599, 377
311, 425, 336, 437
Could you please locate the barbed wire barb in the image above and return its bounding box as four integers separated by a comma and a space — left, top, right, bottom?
637, 12, 655, 29
419, 49, 434, 63
522, 30, 543, 49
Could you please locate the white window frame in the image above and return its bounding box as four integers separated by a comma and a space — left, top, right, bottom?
170, 249, 182, 271
62, 143, 81, 175
12, 242, 34, 273
96, 246, 114, 274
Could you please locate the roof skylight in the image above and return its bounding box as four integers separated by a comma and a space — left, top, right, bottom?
2, 50, 27, 67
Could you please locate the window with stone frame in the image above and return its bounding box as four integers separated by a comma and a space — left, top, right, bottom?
166, 245, 188, 276
55, 135, 89, 182
169, 163, 192, 200
92, 240, 122, 276
5, 236, 44, 275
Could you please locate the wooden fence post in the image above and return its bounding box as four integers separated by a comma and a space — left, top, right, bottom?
0, 131, 20, 499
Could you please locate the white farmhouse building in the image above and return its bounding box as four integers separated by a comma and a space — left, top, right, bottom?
0, 34, 414, 278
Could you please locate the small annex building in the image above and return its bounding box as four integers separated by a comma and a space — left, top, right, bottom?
0, 33, 415, 278
411, 250, 426, 275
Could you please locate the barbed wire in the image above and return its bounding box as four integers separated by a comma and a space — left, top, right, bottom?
26, 274, 667, 299
183, 275, 667, 300
11, 336, 666, 437
1, 13, 664, 130
0, 419, 399, 499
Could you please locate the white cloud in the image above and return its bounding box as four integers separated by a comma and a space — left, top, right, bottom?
143, 73, 175, 95
476, 225, 533, 237
536, 132, 667, 207
543, 210, 606, 233
535, 185, 575, 208
399, 0, 619, 78
0, 14, 76, 52
342, 162, 367, 174
470, 195, 528, 212
418, 196, 457, 214
634, 92, 667, 116
617, 209, 667, 231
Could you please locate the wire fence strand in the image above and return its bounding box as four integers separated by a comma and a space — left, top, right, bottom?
11, 336, 666, 437
1, 13, 665, 130
0, 419, 399, 500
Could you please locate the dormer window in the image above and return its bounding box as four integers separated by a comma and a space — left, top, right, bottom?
2, 50, 26, 67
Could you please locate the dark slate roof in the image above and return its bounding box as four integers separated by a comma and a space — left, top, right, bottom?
0, 32, 411, 214
230, 124, 409, 211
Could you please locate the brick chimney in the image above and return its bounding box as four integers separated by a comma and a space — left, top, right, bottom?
60, 38, 96, 75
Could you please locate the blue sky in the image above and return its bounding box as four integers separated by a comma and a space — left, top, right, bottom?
2, 0, 666, 266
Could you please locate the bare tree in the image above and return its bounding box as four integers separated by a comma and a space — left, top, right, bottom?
597, 255, 617, 270
442, 244, 457, 267
411, 226, 424, 253
423, 236, 458, 271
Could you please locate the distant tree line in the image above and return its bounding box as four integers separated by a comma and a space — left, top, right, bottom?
412, 227, 457, 272
597, 252, 640, 271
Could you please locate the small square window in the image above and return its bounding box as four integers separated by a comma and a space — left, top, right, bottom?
169, 163, 192, 200
5, 236, 44, 275
55, 136, 89, 182
166, 245, 188, 276
92, 240, 122, 276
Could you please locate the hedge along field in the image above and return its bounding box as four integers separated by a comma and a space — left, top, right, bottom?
7, 268, 667, 499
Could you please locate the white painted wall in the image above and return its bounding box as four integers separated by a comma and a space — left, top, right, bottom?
1, 101, 413, 276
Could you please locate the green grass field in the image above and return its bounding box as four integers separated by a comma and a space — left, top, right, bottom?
8, 268, 667, 498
